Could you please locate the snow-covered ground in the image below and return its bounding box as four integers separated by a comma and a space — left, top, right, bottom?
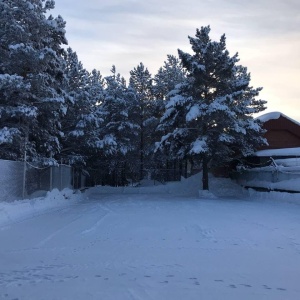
1, 174, 300, 300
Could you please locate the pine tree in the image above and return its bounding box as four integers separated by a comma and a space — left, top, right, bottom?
61, 48, 105, 165
153, 55, 187, 175
157, 26, 267, 190
129, 63, 155, 180
153, 55, 186, 102
89, 66, 140, 185
0, 0, 68, 164
102, 66, 138, 156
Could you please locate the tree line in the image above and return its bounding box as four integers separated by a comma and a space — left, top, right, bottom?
0, 0, 267, 189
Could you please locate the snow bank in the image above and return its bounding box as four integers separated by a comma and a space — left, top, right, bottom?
87, 174, 204, 197
87, 172, 246, 199
275, 158, 300, 167
1, 173, 300, 229
0, 188, 81, 227
247, 188, 300, 205
255, 147, 300, 157
245, 178, 300, 193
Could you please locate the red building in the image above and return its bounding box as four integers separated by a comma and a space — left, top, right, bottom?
258, 112, 300, 150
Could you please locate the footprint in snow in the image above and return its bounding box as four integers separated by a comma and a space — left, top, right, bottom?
240, 284, 252, 288
263, 285, 272, 290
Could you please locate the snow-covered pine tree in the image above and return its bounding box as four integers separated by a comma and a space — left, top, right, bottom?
0, 0, 68, 164
157, 26, 267, 190
153, 55, 187, 176
153, 55, 186, 102
89, 66, 139, 185
61, 48, 91, 164
129, 63, 156, 180
102, 66, 138, 156
62, 48, 105, 165
86, 71, 105, 153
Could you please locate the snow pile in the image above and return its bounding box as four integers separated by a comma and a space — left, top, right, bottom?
255, 147, 300, 157
86, 171, 252, 201
275, 158, 300, 167
87, 174, 204, 196
208, 175, 247, 198
0, 188, 81, 227
248, 188, 300, 204
198, 189, 217, 199
245, 177, 300, 193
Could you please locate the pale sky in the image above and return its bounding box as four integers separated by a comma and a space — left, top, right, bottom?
53, 0, 300, 121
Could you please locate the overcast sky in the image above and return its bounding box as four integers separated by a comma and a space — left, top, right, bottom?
52, 0, 300, 121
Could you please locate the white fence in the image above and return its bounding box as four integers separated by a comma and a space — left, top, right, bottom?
0, 159, 72, 202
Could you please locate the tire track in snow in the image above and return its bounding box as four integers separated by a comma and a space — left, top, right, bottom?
36, 214, 88, 247
81, 212, 109, 235
36, 203, 109, 246
80, 202, 118, 235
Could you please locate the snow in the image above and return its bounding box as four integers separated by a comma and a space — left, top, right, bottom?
245, 178, 300, 192
257, 111, 300, 126
0, 127, 19, 144
275, 158, 300, 167
186, 105, 200, 122
257, 112, 281, 123
189, 138, 207, 154
218, 133, 235, 143
1, 174, 300, 300
8, 43, 25, 50
0, 189, 81, 227
255, 147, 300, 157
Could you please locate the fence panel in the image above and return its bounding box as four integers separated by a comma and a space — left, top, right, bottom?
51, 165, 72, 191
0, 159, 73, 202
0, 159, 24, 201
26, 164, 72, 196
234, 167, 300, 192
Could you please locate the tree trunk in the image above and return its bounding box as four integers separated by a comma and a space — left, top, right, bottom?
202, 154, 209, 190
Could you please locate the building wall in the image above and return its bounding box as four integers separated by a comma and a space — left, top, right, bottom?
263, 130, 300, 149
260, 115, 300, 150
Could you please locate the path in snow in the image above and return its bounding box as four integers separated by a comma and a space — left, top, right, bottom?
0, 192, 300, 300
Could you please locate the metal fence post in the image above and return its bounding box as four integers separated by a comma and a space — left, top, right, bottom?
22, 147, 27, 199
22, 134, 28, 199
60, 159, 63, 191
